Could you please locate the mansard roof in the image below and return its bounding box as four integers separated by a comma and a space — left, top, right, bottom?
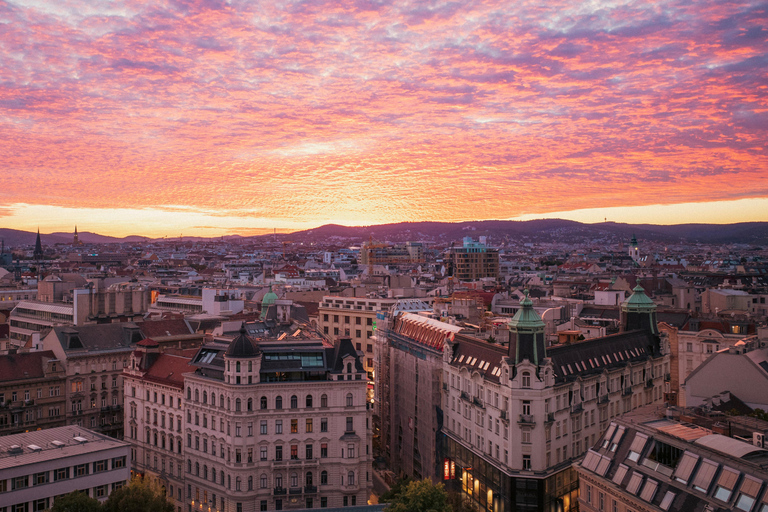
391, 313, 462, 352
448, 333, 507, 384
548, 329, 660, 382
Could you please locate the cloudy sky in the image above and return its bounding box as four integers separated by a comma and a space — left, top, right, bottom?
2, 0, 766, 237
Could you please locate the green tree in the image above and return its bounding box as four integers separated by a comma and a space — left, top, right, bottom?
379, 476, 411, 503
385, 479, 451, 512
50, 491, 102, 512
102, 476, 173, 512
446, 490, 475, 512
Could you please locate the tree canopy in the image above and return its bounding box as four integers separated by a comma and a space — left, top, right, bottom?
385, 479, 451, 512
50, 491, 102, 512
101, 476, 173, 512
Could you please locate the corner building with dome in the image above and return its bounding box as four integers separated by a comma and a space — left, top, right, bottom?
183, 326, 372, 511
441, 287, 671, 512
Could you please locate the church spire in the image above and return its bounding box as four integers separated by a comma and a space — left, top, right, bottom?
33, 228, 43, 261
74, 225, 79, 246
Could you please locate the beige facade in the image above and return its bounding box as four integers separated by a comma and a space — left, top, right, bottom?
183, 334, 372, 512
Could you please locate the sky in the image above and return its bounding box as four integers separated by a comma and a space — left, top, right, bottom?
1, 0, 767, 238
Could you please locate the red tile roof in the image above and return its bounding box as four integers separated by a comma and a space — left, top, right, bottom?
139, 319, 193, 338
0, 351, 57, 382
144, 353, 193, 388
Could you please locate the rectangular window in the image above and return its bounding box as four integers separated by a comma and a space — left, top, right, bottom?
321, 418, 328, 432
321, 443, 328, 458
261, 420, 268, 434
291, 419, 298, 433
306, 419, 313, 433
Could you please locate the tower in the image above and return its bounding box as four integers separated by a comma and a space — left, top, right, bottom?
33, 229, 43, 261
508, 289, 547, 368
620, 285, 658, 335
629, 234, 640, 262
73, 226, 80, 246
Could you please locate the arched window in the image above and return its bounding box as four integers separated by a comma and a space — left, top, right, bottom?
153, 432, 158, 446
247, 398, 253, 411
321, 470, 328, 485
194, 389, 199, 402
236, 361, 241, 373
290, 395, 298, 409
260, 396, 267, 409
203, 465, 208, 479
236, 477, 241, 491
346, 393, 353, 407
522, 371, 531, 388
276, 396, 283, 410
177, 439, 182, 453
227, 397, 231, 410
195, 462, 200, 476
220, 472, 225, 485
220, 394, 224, 408
347, 362, 352, 373
186, 387, 191, 400
348, 471, 355, 486
248, 476, 253, 491
321, 394, 328, 408
306, 471, 313, 486
212, 468, 216, 481
306, 395, 313, 408
260, 474, 267, 489
248, 361, 253, 372
203, 391, 207, 404
291, 473, 298, 487
211, 393, 216, 406
235, 398, 241, 412
187, 459, 191, 473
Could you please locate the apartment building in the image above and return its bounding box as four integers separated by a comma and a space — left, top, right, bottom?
43, 323, 144, 438
124, 338, 193, 512
0, 426, 131, 511
441, 287, 669, 512
0, 350, 67, 436
446, 237, 500, 281
317, 296, 399, 401
183, 328, 372, 511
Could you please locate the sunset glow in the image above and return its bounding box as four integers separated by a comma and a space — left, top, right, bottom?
2, 0, 767, 237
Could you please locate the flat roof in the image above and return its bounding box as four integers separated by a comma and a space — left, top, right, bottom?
0, 426, 130, 471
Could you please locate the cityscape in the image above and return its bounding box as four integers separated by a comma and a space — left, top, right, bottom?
2, 0, 768, 511
0, 223, 766, 512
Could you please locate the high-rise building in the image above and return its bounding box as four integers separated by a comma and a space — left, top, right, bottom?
446, 237, 499, 281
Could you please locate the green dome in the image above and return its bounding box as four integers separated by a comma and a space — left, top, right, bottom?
509, 290, 545, 330
622, 285, 656, 312
262, 286, 278, 306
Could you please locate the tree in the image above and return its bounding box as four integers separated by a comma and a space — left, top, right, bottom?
446, 489, 476, 512
385, 479, 450, 512
50, 491, 102, 512
102, 476, 173, 512
379, 476, 411, 503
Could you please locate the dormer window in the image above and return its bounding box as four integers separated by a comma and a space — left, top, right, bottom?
346, 362, 352, 373
522, 372, 531, 388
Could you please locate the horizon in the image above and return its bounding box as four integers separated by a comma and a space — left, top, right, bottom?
2, 0, 767, 238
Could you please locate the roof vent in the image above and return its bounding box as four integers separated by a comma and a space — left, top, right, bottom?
73, 436, 88, 444
51, 440, 65, 448
27, 444, 42, 452
7, 445, 22, 455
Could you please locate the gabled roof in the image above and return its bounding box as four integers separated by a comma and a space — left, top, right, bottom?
331, 338, 365, 373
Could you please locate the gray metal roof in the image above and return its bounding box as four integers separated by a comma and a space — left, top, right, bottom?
694, 434, 768, 459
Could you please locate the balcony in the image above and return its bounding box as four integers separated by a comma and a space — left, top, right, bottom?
460, 391, 470, 402
289, 487, 303, 495
273, 487, 287, 496
664, 373, 671, 382
598, 395, 609, 404
442, 382, 448, 391
545, 412, 555, 423
622, 387, 633, 396
472, 397, 484, 409
518, 414, 535, 425
645, 379, 654, 389
304, 485, 318, 494
500, 410, 508, 421
570, 403, 583, 415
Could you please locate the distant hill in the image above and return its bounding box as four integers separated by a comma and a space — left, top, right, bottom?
0, 229, 149, 248
1, 220, 767, 248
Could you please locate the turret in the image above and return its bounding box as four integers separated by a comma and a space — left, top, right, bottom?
508, 290, 546, 367
621, 285, 658, 335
